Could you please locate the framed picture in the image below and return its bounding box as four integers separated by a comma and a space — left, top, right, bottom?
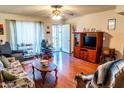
107, 18, 116, 31
0, 24, 4, 35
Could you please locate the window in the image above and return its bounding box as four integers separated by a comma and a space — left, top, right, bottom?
7, 20, 44, 54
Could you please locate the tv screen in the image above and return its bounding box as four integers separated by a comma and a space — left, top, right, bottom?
83, 36, 96, 49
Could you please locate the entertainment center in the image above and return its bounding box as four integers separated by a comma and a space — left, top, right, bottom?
73, 32, 103, 64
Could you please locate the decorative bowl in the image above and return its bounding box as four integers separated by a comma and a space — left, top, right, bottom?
40, 60, 49, 66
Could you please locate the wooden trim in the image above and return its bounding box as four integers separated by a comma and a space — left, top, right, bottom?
69, 24, 71, 54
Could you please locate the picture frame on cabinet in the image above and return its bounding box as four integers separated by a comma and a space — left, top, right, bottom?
0, 24, 4, 35
107, 18, 116, 31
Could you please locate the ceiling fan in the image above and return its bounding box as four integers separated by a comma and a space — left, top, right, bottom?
30, 5, 74, 20
50, 5, 74, 20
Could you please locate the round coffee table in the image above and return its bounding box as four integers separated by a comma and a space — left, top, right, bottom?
32, 62, 57, 84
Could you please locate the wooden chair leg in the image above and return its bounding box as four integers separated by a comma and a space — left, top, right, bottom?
41, 71, 47, 84
32, 65, 35, 81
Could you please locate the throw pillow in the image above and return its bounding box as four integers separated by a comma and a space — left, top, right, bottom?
0, 56, 10, 68
1, 70, 16, 81
0, 60, 4, 70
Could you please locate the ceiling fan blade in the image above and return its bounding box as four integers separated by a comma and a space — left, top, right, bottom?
51, 5, 63, 9
61, 9, 74, 16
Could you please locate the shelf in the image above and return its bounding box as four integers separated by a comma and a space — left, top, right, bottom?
81, 47, 96, 50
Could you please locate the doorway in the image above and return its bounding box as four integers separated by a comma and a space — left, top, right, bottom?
52, 24, 71, 53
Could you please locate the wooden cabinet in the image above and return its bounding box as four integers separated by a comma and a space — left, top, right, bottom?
73, 32, 103, 64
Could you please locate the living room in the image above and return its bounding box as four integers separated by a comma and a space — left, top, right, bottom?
0, 4, 124, 90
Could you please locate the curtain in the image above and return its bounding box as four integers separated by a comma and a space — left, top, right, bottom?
34, 22, 43, 53
6, 20, 44, 54
6, 20, 17, 50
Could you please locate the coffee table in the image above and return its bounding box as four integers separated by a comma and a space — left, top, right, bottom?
32, 62, 58, 84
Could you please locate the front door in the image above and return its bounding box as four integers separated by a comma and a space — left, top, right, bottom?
52, 24, 71, 53
52, 25, 62, 52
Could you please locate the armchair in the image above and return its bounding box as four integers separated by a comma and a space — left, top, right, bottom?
74, 59, 124, 88
40, 39, 53, 59
100, 48, 117, 63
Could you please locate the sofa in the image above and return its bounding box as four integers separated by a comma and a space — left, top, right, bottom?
74, 59, 124, 88
0, 56, 34, 88
0, 42, 24, 58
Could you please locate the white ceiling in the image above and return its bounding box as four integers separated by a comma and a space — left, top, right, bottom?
0, 5, 116, 20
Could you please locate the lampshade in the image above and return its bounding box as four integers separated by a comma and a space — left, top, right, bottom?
52, 15, 62, 20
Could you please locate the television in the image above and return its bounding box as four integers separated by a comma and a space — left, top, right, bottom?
83, 36, 96, 49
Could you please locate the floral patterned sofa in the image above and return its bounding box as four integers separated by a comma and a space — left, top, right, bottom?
0, 56, 34, 88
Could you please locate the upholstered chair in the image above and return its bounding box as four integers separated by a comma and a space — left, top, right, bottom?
74, 59, 124, 88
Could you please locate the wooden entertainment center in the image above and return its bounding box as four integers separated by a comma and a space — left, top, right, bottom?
73, 32, 103, 64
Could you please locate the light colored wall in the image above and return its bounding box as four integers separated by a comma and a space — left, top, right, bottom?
116, 5, 124, 13
0, 12, 48, 43
66, 9, 124, 58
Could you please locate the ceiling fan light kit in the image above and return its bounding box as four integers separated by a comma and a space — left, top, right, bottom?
52, 15, 62, 20
51, 5, 62, 20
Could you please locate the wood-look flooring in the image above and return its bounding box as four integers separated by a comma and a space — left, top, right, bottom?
21, 52, 99, 88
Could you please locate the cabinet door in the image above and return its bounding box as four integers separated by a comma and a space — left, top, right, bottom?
80, 51, 85, 59
80, 51, 88, 59
74, 47, 80, 58
80, 51, 84, 58
88, 50, 96, 63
